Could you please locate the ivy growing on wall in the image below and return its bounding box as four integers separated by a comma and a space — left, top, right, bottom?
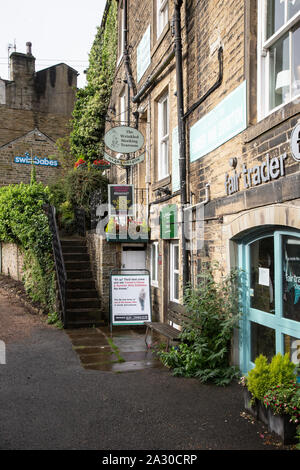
69, 0, 118, 162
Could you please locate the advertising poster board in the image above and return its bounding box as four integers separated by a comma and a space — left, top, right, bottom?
108, 184, 134, 216
110, 270, 152, 326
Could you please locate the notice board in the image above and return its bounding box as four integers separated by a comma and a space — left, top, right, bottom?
110, 271, 152, 326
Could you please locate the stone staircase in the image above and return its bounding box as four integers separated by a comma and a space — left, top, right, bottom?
61, 237, 105, 328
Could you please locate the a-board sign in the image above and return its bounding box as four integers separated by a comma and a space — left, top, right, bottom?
104, 126, 144, 154
110, 271, 152, 326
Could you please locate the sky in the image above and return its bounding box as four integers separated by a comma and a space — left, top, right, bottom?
0, 0, 106, 89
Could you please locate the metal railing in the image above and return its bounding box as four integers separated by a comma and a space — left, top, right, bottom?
44, 204, 67, 328
74, 207, 86, 237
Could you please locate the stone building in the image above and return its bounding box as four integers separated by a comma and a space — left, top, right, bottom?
0, 42, 78, 186
90, 0, 300, 374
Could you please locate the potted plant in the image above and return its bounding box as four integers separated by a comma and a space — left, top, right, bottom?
241, 353, 300, 445
263, 382, 300, 445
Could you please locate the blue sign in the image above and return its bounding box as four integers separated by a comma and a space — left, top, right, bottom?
190, 81, 247, 162
14, 152, 58, 167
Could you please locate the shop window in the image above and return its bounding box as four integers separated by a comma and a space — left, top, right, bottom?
284, 334, 300, 364
250, 236, 275, 314
170, 242, 179, 302
151, 242, 159, 286
257, 0, 300, 119
251, 322, 276, 362
157, 0, 168, 38
282, 236, 300, 322
157, 92, 169, 180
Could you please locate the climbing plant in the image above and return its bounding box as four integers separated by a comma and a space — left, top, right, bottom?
69, 0, 118, 162
0, 180, 59, 323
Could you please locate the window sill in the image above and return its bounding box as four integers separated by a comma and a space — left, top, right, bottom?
245, 100, 300, 144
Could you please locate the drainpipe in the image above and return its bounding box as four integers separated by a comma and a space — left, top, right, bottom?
123, 0, 136, 184
174, 0, 189, 289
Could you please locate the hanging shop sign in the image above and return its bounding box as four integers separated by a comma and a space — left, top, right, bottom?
291, 123, 300, 162
104, 126, 144, 154
225, 153, 288, 196
104, 152, 145, 167
108, 184, 134, 216
14, 152, 58, 167
110, 271, 152, 326
160, 204, 178, 239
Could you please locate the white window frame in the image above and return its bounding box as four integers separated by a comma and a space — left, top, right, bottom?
170, 241, 180, 303
151, 241, 159, 287
157, 92, 169, 180
157, 0, 168, 38
257, 0, 300, 120
119, 88, 126, 125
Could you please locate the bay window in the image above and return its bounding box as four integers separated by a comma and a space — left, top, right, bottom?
258, 0, 300, 119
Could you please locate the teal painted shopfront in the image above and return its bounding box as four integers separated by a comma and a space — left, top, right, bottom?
239, 228, 300, 375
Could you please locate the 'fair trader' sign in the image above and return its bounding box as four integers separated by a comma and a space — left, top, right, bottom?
225, 153, 287, 196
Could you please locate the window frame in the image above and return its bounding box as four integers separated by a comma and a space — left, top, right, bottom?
151, 241, 159, 287
257, 0, 300, 120
170, 241, 180, 303
119, 88, 126, 125
157, 92, 169, 181
157, 0, 169, 39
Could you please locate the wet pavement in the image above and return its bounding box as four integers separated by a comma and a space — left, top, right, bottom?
66, 326, 165, 372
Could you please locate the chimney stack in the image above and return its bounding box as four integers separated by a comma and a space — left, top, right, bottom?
26, 42, 32, 55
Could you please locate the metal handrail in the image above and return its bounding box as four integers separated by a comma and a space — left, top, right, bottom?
44, 204, 67, 327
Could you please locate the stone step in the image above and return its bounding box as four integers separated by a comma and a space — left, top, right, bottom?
67, 270, 93, 279
66, 308, 103, 322
63, 253, 90, 262
66, 319, 106, 329
61, 245, 88, 254
67, 289, 98, 299
66, 279, 96, 290
61, 239, 86, 247
65, 261, 91, 272
66, 298, 100, 309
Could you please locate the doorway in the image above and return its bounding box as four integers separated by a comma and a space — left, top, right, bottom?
121, 245, 146, 271
239, 229, 300, 374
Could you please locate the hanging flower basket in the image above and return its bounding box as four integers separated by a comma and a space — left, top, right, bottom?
74, 158, 87, 170
92, 159, 111, 170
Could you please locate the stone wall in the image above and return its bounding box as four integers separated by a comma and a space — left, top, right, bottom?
0, 243, 24, 281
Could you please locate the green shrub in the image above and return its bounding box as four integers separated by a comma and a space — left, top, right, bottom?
0, 182, 58, 322
247, 353, 297, 402
247, 355, 271, 401
157, 266, 242, 386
